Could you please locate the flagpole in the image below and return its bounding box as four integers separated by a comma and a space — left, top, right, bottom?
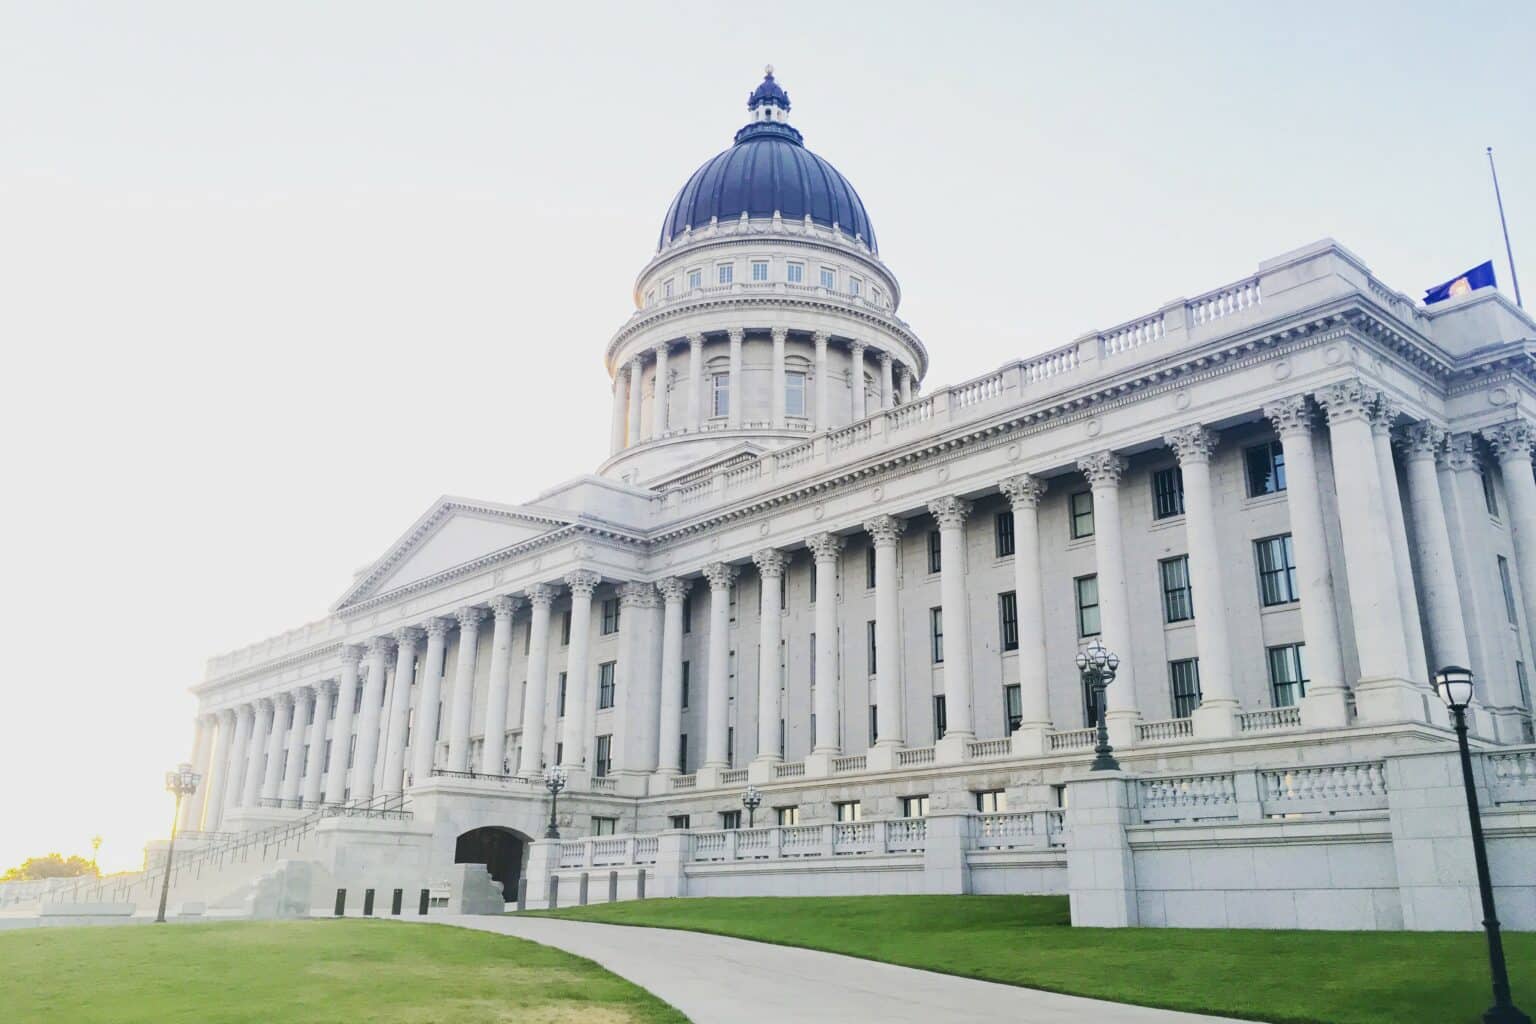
1487, 146, 1524, 309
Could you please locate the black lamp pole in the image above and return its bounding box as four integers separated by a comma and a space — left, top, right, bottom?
156, 763, 201, 925
544, 766, 567, 840
742, 785, 762, 829
1076, 640, 1120, 772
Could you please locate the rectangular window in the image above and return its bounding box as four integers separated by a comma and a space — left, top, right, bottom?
1004, 683, 1023, 734
300, 745, 309, 776
1075, 575, 1101, 637
555, 741, 563, 766
751, 260, 768, 282
927, 530, 942, 573
561, 610, 572, 646
717, 263, 733, 285
1255, 534, 1299, 606
322, 739, 331, 769
785, 371, 807, 417
712, 372, 730, 417
933, 694, 947, 740
1153, 466, 1185, 519
682, 593, 693, 633
663, 279, 674, 299
901, 795, 930, 818
678, 734, 687, 774
600, 598, 620, 634
1245, 440, 1287, 496
999, 591, 1019, 651
1169, 658, 1202, 718
1070, 490, 1095, 539
866, 620, 877, 675
669, 814, 691, 830
930, 607, 944, 663
779, 718, 786, 758
865, 546, 877, 589
819, 266, 836, 289
780, 575, 787, 611
975, 789, 1007, 813
1517, 661, 1532, 711
1160, 556, 1194, 623
644, 289, 655, 307
592, 816, 618, 836
869, 704, 878, 745
727, 727, 734, 767
787, 262, 804, 284
834, 800, 862, 822
1500, 556, 1519, 624
347, 735, 356, 768
1267, 643, 1308, 707
687, 268, 701, 290
353, 687, 363, 714
995, 510, 1016, 557
597, 661, 616, 710
776, 806, 799, 826
1484, 470, 1501, 516
681, 661, 691, 709
720, 809, 742, 829
809, 712, 816, 748
848, 276, 861, 297
557, 672, 568, 717
809, 631, 816, 683
809, 561, 817, 600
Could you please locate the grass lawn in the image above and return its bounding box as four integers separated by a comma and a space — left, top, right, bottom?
537, 894, 1536, 1024
0, 919, 687, 1024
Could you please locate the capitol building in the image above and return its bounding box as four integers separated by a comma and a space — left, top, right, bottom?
118, 70, 1536, 930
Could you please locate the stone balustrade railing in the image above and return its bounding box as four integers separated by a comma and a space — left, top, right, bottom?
1135, 718, 1193, 743
720, 768, 749, 785
1137, 760, 1389, 824
896, 746, 936, 767
831, 754, 867, 774
773, 760, 806, 779
973, 810, 1067, 850
1488, 748, 1536, 805
1238, 706, 1303, 734
966, 737, 1013, 760
670, 774, 697, 791
1047, 728, 1097, 752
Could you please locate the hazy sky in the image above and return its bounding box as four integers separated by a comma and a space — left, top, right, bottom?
2, 2, 1531, 872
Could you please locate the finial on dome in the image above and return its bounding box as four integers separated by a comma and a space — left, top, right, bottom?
765, 63, 774, 77
747, 66, 791, 114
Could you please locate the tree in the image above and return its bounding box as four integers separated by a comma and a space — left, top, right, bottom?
1, 853, 98, 881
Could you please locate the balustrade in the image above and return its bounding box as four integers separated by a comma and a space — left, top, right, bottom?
1488, 748, 1536, 805
1237, 707, 1303, 734
896, 746, 936, 767
966, 737, 1012, 760
1136, 718, 1194, 743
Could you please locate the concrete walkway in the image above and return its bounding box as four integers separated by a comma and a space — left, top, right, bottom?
428, 914, 1241, 1024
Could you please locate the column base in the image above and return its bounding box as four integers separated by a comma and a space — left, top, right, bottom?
803, 751, 837, 778
747, 756, 779, 785
1009, 724, 1051, 757
1354, 676, 1433, 725
1104, 710, 1140, 751
1192, 701, 1238, 740
865, 743, 899, 772
934, 733, 972, 766
694, 765, 727, 790
647, 769, 677, 796
1299, 688, 1351, 730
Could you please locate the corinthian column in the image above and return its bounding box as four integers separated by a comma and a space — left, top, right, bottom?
350, 638, 391, 802
807, 534, 844, 768
1317, 380, 1418, 722
325, 647, 361, 803
1167, 425, 1239, 736
814, 332, 830, 429
653, 577, 689, 779
701, 562, 739, 774
1264, 397, 1348, 727
278, 690, 310, 802
928, 497, 976, 757
1486, 419, 1536, 646
260, 693, 291, 801
609, 368, 628, 455
244, 698, 274, 806
224, 703, 254, 813
627, 356, 644, 445
727, 329, 744, 429
615, 582, 661, 775
446, 607, 484, 772
1078, 452, 1140, 745
898, 365, 913, 404
849, 341, 867, 421
303, 683, 333, 806
864, 517, 905, 765
482, 594, 521, 775
203, 709, 235, 829
410, 618, 451, 785
652, 342, 670, 439
752, 550, 789, 770
516, 586, 556, 777
878, 352, 894, 410
1370, 398, 1430, 685
1000, 474, 1051, 752
382, 628, 422, 796
560, 571, 602, 772
687, 334, 704, 431
771, 328, 788, 429
1399, 423, 1472, 672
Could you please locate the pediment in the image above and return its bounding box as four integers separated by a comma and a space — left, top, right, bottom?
335, 497, 570, 610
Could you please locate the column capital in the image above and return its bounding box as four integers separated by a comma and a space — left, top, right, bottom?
628, 353, 644, 371
217, 707, 237, 725
927, 495, 973, 528
727, 327, 744, 345
456, 605, 486, 632
1396, 420, 1446, 460
366, 636, 395, 659
752, 547, 790, 577
293, 685, 315, 704
653, 340, 671, 358
320, 679, 339, 699
862, 514, 906, 547
197, 712, 218, 729
524, 583, 557, 610
237, 701, 257, 720
490, 593, 524, 620
1315, 378, 1378, 424
771, 326, 788, 344
618, 580, 658, 608
1077, 451, 1127, 487
1484, 418, 1536, 462
1166, 424, 1219, 464
878, 350, 893, 368
702, 561, 739, 590
424, 617, 453, 641
1263, 394, 1313, 436
813, 331, 830, 350
256, 696, 275, 714
807, 532, 845, 562
393, 626, 424, 650
688, 332, 705, 352
1440, 431, 1482, 472
564, 569, 602, 598
1367, 393, 1403, 433
272, 691, 294, 710
339, 643, 364, 665
655, 576, 690, 603
897, 363, 912, 380
849, 339, 866, 354
999, 473, 1048, 509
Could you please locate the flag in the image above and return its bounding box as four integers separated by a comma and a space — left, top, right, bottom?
1424, 261, 1498, 305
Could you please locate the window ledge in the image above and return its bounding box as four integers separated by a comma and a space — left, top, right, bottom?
1243, 491, 1290, 510
1149, 515, 1186, 532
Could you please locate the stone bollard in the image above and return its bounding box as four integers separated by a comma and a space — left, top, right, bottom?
391, 889, 403, 916
334, 889, 346, 917
363, 889, 375, 916
547, 875, 559, 910
516, 878, 527, 912
608, 870, 618, 903
578, 872, 589, 906
637, 868, 646, 900
418, 889, 430, 916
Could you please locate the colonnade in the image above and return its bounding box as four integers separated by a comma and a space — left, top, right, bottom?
608, 328, 916, 452
185, 382, 1536, 830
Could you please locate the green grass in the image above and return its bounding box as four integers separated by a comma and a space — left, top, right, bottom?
0, 919, 687, 1024
536, 894, 1536, 1024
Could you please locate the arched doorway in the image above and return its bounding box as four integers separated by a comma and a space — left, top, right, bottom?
454, 827, 527, 901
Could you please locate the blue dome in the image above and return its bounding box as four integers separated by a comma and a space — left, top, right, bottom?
659, 72, 877, 254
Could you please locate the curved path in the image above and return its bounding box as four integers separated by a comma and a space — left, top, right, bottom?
429, 914, 1240, 1024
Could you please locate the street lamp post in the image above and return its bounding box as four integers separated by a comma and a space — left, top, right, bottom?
1075, 639, 1121, 772
156, 763, 202, 924
1433, 666, 1531, 1024
90, 835, 102, 877
543, 765, 568, 840
741, 785, 762, 829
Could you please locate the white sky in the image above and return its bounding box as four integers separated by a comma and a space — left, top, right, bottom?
1, 1, 1531, 872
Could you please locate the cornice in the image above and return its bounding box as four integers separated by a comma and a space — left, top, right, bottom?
197, 640, 343, 693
